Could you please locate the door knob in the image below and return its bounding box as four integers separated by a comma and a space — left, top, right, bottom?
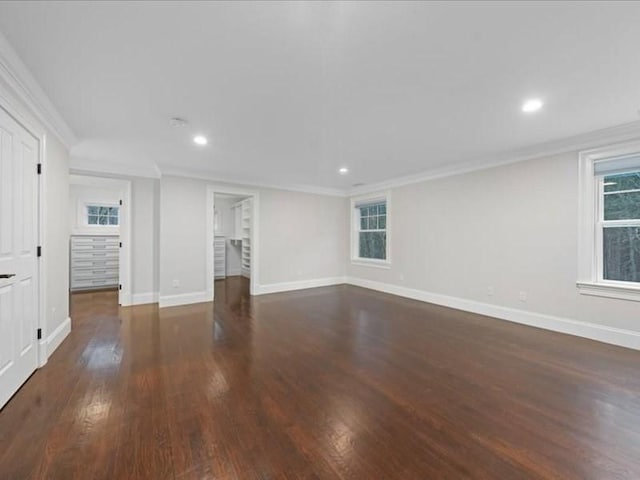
0, 274, 16, 279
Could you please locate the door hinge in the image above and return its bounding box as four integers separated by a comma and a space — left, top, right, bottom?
37, 328, 42, 340
37, 163, 42, 175
37, 246, 42, 257
119, 199, 123, 206
119, 284, 122, 291
119, 242, 122, 248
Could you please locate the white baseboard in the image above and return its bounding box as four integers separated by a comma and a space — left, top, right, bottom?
47, 316, 71, 358
159, 291, 211, 308
346, 277, 640, 351
131, 292, 159, 305
256, 276, 346, 295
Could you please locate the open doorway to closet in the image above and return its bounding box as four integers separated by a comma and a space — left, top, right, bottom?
68, 175, 131, 310
206, 186, 258, 301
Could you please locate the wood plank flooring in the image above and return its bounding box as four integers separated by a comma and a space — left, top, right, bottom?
1, 276, 640, 479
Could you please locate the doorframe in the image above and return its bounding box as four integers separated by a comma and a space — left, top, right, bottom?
67, 173, 132, 306
206, 184, 259, 300
0, 94, 47, 367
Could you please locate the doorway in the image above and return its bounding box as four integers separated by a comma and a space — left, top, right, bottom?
206, 186, 258, 301
68, 175, 131, 308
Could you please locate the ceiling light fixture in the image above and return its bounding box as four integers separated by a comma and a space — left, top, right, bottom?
522, 98, 543, 113
169, 117, 189, 127
193, 135, 208, 146
339, 167, 349, 175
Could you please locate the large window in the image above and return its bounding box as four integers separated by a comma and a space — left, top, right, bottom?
600, 171, 640, 283
86, 205, 119, 226
578, 144, 640, 301
351, 193, 390, 266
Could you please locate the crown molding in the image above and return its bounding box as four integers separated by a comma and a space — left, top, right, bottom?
158, 165, 348, 197
0, 31, 77, 149
350, 120, 640, 196
70, 157, 162, 179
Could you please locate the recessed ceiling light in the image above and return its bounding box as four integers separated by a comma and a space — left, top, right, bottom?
339, 167, 349, 175
522, 99, 543, 113
193, 135, 208, 146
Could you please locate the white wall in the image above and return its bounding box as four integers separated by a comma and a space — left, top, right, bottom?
159, 175, 349, 303
347, 151, 640, 342
130, 177, 159, 301
44, 134, 70, 341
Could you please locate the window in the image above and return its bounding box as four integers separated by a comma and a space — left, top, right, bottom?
351, 193, 390, 266
600, 171, 640, 283
578, 143, 640, 301
87, 205, 119, 226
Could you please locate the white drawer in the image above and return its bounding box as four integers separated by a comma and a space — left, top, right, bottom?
72, 267, 119, 279
71, 277, 118, 290
72, 236, 119, 246
71, 244, 118, 253
71, 250, 119, 260
71, 258, 119, 269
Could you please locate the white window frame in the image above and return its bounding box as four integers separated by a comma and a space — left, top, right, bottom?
577, 140, 640, 301
84, 202, 120, 228
350, 191, 391, 268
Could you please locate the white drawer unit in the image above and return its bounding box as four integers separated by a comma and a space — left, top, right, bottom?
214, 236, 226, 279
70, 235, 119, 291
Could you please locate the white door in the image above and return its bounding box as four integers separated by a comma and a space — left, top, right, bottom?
0, 106, 40, 409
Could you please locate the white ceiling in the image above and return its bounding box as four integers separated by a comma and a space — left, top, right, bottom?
1, 1, 640, 192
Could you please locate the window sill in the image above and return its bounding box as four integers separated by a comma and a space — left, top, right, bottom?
351, 259, 391, 269
576, 281, 640, 302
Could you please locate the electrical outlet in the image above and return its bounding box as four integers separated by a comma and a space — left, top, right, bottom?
172, 279, 180, 288
487, 286, 494, 296
519, 291, 527, 302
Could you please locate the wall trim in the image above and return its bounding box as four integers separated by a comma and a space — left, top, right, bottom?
159, 291, 210, 308
256, 277, 347, 295
131, 292, 159, 305
164, 165, 347, 197
0, 31, 76, 149
70, 157, 162, 180
46, 317, 72, 360
346, 277, 640, 351
351, 120, 640, 196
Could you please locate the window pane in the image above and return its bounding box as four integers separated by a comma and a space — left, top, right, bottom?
604, 191, 640, 220
368, 217, 378, 230
87, 206, 98, 215
360, 206, 369, 217
604, 172, 640, 193
369, 205, 378, 215
109, 207, 119, 215
379, 203, 386, 215
603, 226, 640, 283
378, 215, 386, 229
359, 232, 386, 260
98, 216, 108, 225
88, 215, 98, 224
360, 217, 367, 230
108, 216, 118, 225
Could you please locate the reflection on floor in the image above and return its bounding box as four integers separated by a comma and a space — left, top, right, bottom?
1, 276, 640, 478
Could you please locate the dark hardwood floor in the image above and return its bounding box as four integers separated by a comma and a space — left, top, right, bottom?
1, 277, 640, 479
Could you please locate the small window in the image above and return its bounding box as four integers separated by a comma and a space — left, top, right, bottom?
351, 193, 390, 266
87, 205, 119, 226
